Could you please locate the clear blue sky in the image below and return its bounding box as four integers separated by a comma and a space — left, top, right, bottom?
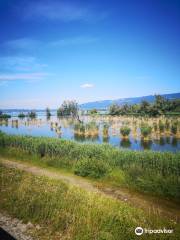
0, 0, 180, 109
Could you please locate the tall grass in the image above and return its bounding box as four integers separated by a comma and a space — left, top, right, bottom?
0, 165, 178, 240
0, 131, 180, 200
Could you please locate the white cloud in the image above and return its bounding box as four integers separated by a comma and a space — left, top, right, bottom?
50, 36, 98, 47
0, 72, 47, 82
23, 1, 90, 22
0, 56, 47, 72
3, 36, 97, 52
80, 83, 94, 89
17, 1, 108, 22
5, 38, 41, 50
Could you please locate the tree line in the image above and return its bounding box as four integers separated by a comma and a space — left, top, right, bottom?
109, 95, 180, 116
1, 95, 179, 119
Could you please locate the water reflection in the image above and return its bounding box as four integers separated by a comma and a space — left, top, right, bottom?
172, 137, 178, 147
46, 116, 51, 121
0, 116, 180, 152
74, 133, 99, 142
159, 137, 165, 146
11, 120, 18, 129
165, 137, 170, 144
120, 139, 131, 148
103, 136, 110, 143
140, 139, 153, 150
74, 134, 86, 142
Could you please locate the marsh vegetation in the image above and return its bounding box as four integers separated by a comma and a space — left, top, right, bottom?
0, 131, 179, 200
0, 114, 179, 151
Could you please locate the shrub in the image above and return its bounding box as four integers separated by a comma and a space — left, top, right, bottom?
74, 123, 85, 135
74, 158, 111, 178
171, 124, 177, 135
38, 143, 46, 157
103, 123, 109, 136
0, 133, 180, 199
18, 113, 26, 118
140, 125, 152, 139
153, 122, 158, 131
120, 126, 131, 138
89, 108, 98, 115
28, 111, 36, 118
159, 121, 165, 133
46, 107, 51, 117
165, 120, 170, 131
0, 114, 11, 119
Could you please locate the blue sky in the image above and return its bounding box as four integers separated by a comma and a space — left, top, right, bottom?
0, 0, 180, 109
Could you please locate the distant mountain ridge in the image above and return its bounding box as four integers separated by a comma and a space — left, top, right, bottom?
80, 93, 180, 110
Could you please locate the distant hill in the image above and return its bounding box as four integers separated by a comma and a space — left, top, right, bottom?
80, 93, 180, 110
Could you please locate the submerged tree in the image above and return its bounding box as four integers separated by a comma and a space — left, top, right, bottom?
28, 111, 36, 118
120, 126, 131, 138
18, 113, 26, 118
109, 104, 121, 115
90, 109, 98, 115
57, 100, 79, 118
46, 107, 51, 118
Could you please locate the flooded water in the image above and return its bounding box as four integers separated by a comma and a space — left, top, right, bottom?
0, 112, 180, 152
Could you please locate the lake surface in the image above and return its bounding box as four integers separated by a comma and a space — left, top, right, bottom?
0, 111, 180, 152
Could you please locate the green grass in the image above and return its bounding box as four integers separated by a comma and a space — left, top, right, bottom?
1, 165, 179, 240
0, 131, 180, 200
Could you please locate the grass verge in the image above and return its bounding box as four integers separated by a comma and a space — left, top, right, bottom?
0, 165, 179, 240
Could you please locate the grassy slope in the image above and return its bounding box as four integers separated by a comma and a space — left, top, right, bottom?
1, 165, 179, 240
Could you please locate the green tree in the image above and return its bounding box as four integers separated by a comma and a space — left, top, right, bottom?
120, 104, 131, 114
46, 107, 51, 117
90, 109, 98, 115
139, 100, 151, 115
109, 104, 120, 115
57, 100, 78, 118
28, 111, 36, 118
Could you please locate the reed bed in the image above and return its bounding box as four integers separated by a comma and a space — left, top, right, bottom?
0, 131, 179, 199
74, 122, 99, 137
1, 115, 180, 141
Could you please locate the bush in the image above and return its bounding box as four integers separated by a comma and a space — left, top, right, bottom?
171, 124, 177, 135
0, 133, 180, 199
165, 120, 170, 131
0, 131, 5, 147
120, 126, 131, 138
18, 113, 26, 118
103, 123, 109, 136
159, 121, 165, 133
0, 114, 11, 119
74, 158, 111, 178
140, 125, 152, 138
38, 143, 46, 157
28, 111, 36, 118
